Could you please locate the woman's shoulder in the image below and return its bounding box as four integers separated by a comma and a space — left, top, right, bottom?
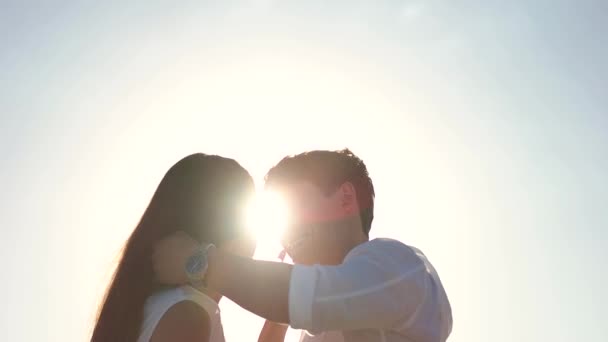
147, 300, 211, 342
138, 286, 220, 342
145, 286, 219, 316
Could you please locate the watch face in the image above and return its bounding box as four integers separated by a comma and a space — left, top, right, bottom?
186, 250, 205, 276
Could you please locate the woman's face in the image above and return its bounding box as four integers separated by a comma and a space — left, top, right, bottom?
218, 235, 256, 258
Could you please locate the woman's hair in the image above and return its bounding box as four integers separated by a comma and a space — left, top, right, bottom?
91, 153, 255, 342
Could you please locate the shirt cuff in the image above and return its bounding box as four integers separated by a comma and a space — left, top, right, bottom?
288, 264, 317, 330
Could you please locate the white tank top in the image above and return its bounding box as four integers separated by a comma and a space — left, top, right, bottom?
137, 286, 225, 342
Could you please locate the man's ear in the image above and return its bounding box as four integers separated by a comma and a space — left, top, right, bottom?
339, 182, 357, 213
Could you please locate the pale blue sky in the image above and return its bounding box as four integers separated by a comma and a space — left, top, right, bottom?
1, 1, 607, 341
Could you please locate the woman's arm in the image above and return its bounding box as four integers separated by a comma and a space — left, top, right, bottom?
258, 320, 289, 342
150, 301, 211, 342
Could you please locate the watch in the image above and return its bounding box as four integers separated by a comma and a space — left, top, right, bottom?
185, 243, 215, 288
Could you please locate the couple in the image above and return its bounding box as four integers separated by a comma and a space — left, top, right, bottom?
91, 149, 452, 342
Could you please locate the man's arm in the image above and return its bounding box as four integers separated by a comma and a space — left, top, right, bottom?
286, 244, 429, 332
153, 232, 293, 323
206, 248, 293, 324
257, 250, 291, 342
153, 233, 433, 333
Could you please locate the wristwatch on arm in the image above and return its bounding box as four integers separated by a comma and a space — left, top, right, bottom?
185, 243, 215, 288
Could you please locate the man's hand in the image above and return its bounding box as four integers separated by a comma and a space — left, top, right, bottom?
153, 231, 201, 285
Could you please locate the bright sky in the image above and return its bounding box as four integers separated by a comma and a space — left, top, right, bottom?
1, 1, 607, 341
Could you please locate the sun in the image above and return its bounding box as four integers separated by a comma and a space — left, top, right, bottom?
246, 191, 289, 258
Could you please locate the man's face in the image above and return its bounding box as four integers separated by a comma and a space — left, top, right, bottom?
279, 182, 349, 265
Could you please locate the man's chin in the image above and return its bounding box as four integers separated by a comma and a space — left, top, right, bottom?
289, 253, 315, 265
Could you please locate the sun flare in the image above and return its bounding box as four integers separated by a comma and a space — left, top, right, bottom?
246, 191, 289, 247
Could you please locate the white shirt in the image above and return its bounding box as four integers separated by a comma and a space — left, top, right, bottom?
137, 285, 225, 342
289, 238, 452, 342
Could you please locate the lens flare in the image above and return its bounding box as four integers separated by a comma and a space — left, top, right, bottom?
246, 191, 288, 244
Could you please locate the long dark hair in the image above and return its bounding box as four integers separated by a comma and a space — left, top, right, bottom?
91, 153, 255, 342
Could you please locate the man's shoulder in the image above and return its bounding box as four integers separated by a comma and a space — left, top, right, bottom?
368, 237, 409, 248
361, 237, 418, 253
348, 238, 423, 262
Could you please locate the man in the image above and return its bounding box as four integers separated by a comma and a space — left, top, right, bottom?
154, 149, 452, 342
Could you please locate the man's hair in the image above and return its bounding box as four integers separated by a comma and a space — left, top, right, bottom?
265, 148, 375, 235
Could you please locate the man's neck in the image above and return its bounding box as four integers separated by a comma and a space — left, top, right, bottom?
343, 234, 369, 259
328, 222, 369, 265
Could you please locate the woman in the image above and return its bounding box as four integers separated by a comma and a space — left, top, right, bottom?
91, 153, 256, 342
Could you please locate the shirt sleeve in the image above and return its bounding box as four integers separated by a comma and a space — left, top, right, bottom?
288, 240, 431, 333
